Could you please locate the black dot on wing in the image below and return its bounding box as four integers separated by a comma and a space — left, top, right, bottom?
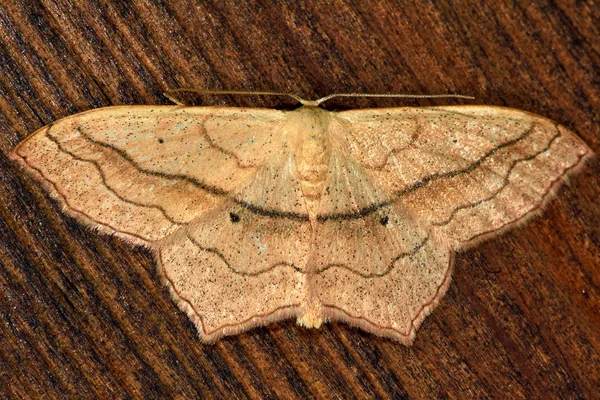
229, 212, 240, 223
157, 138, 164, 144
380, 216, 389, 226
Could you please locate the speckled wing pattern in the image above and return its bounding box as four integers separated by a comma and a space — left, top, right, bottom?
10, 104, 592, 344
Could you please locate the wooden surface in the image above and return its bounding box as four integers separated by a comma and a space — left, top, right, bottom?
1, 1, 599, 398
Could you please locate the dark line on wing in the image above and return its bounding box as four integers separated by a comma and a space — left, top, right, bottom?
186, 230, 428, 279
432, 128, 562, 227
199, 117, 252, 169
317, 125, 535, 222
358, 125, 421, 171
45, 132, 185, 226
68, 126, 310, 221
73, 126, 229, 196
394, 126, 534, 197
185, 233, 302, 276
236, 200, 310, 221
316, 237, 429, 278
316, 201, 390, 222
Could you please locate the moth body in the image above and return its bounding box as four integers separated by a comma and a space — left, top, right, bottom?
288, 106, 333, 220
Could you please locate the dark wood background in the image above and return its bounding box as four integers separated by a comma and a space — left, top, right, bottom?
1, 1, 598, 398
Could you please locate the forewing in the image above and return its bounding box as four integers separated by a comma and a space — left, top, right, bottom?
336, 106, 592, 247
10, 106, 287, 243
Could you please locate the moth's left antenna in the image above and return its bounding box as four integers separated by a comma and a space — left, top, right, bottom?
163, 88, 308, 106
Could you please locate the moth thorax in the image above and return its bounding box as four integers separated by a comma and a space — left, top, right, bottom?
294, 134, 327, 220
297, 135, 328, 196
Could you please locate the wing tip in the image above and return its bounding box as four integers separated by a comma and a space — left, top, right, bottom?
458, 139, 593, 251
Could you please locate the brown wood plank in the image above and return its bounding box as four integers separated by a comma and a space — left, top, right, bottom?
0, 1, 598, 398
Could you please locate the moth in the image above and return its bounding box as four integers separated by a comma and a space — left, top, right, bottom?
10, 90, 592, 343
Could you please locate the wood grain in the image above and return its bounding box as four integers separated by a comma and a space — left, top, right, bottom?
0, 1, 598, 398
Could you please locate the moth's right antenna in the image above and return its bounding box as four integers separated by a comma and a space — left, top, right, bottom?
315, 93, 475, 105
